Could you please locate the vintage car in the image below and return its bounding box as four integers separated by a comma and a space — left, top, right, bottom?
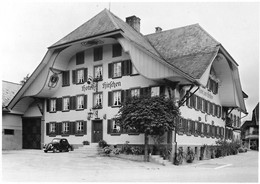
43, 138, 74, 153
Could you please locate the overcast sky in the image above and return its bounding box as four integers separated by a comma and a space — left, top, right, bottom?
0, 1, 259, 121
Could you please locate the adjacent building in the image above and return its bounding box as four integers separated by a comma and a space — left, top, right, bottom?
241, 103, 259, 150
6, 9, 247, 155
2, 81, 22, 150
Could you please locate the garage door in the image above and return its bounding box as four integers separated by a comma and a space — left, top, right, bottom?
22, 118, 41, 149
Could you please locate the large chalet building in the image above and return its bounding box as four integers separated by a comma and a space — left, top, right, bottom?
5, 9, 247, 157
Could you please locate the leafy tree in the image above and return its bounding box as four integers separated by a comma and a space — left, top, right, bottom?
115, 94, 179, 161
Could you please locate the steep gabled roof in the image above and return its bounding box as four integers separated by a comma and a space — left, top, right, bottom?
146, 24, 220, 79
51, 9, 160, 58
2, 80, 21, 108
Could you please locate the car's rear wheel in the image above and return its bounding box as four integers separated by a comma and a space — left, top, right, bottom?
44, 150, 47, 153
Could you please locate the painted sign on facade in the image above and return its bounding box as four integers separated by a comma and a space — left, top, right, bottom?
198, 88, 213, 99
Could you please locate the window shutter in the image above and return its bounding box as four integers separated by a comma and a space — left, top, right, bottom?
183, 119, 187, 133
121, 60, 127, 76
72, 70, 76, 84
84, 68, 88, 83
76, 52, 84, 65
107, 120, 113, 134
215, 82, 218, 94
125, 89, 131, 101
108, 63, 113, 78
83, 121, 87, 134
84, 95, 88, 109
46, 123, 50, 135
108, 91, 113, 107
204, 123, 207, 135
140, 87, 150, 97
197, 122, 201, 134
55, 123, 59, 135
46, 99, 50, 112
121, 90, 125, 104
70, 122, 75, 135
129, 60, 133, 75
191, 121, 195, 134
70, 96, 76, 110
159, 86, 165, 96
56, 98, 62, 111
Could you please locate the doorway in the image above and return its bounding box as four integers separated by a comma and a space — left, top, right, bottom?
22, 118, 41, 149
92, 120, 103, 143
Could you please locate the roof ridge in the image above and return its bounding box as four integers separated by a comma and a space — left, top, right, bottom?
2, 80, 21, 85
145, 23, 200, 36
105, 9, 120, 30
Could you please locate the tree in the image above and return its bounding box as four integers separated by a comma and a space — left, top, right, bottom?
115, 94, 179, 161
20, 73, 30, 85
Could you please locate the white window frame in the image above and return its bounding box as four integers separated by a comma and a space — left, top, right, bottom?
63, 97, 70, 111
113, 91, 121, 106
62, 122, 69, 133
151, 86, 160, 97
113, 62, 122, 78
50, 123, 56, 133
50, 99, 56, 112
112, 120, 121, 133
94, 65, 103, 80
131, 88, 140, 97
76, 121, 84, 133
77, 95, 84, 110
93, 93, 103, 108
77, 69, 84, 84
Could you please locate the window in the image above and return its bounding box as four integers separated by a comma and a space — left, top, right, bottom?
76, 52, 84, 65
62, 122, 70, 134
113, 62, 122, 78
94, 65, 103, 81
207, 78, 219, 94
77, 69, 84, 84
63, 97, 70, 111
108, 60, 133, 78
207, 101, 211, 114
93, 93, 103, 109
50, 99, 56, 112
112, 44, 122, 57
151, 86, 160, 97
207, 124, 210, 135
94, 47, 103, 61
72, 68, 88, 84
131, 88, 140, 97
77, 95, 84, 110
4, 129, 14, 135
62, 71, 70, 86
201, 99, 206, 113
50, 122, 56, 133
194, 121, 198, 134
113, 91, 122, 106
195, 96, 199, 110
76, 121, 84, 133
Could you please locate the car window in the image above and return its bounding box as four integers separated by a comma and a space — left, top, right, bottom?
52, 139, 60, 143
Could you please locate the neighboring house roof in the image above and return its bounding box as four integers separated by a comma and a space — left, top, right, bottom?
252, 103, 259, 125
146, 24, 220, 79
241, 120, 258, 130
2, 81, 22, 110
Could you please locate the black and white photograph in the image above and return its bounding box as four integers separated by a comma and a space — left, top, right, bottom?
1, 1, 259, 182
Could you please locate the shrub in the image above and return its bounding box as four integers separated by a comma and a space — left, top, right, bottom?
103, 146, 112, 155
131, 146, 143, 155
122, 141, 132, 155
186, 147, 195, 163
82, 140, 90, 145
113, 148, 121, 155
98, 140, 108, 148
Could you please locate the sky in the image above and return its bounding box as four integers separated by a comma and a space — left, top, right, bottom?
0, 1, 259, 121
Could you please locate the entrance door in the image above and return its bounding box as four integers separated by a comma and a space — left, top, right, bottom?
22, 118, 41, 149
92, 120, 103, 143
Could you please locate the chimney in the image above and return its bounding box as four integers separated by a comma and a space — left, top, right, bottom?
155, 27, 162, 33
126, 16, 141, 32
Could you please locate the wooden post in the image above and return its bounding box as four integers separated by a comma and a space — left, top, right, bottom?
144, 132, 149, 162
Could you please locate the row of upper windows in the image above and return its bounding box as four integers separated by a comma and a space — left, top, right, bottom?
47, 86, 165, 113
186, 92, 223, 119
76, 44, 123, 65
62, 60, 138, 87
175, 116, 226, 139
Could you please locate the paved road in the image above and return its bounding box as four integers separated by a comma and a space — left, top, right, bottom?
2, 149, 258, 182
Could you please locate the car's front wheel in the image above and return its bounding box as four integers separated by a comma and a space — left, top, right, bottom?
44, 150, 47, 153
53, 148, 57, 153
